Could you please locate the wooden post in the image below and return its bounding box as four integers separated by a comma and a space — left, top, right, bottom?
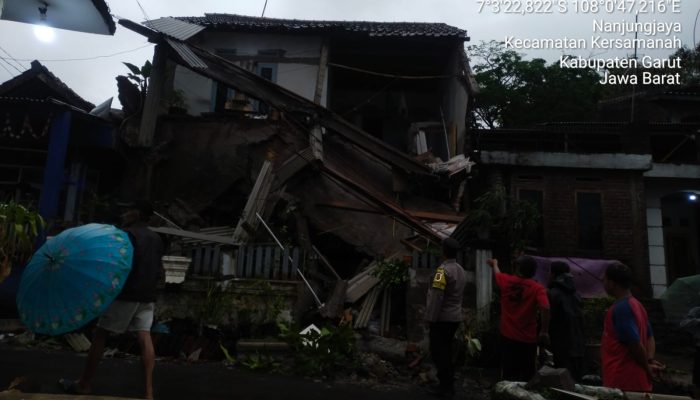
314, 38, 329, 105
475, 249, 493, 327
138, 44, 169, 147
449, 122, 457, 159
39, 111, 72, 220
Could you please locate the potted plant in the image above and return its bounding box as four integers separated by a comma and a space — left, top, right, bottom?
0, 202, 44, 283
167, 89, 188, 115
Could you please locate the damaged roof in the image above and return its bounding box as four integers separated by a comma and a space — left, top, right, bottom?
0, 60, 94, 112
174, 13, 469, 39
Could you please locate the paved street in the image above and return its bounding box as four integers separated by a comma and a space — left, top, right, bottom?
0, 345, 444, 400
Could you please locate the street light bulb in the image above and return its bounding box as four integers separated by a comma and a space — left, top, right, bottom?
689, 194, 697, 201
34, 25, 55, 43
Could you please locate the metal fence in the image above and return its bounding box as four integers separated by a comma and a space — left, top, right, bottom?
189, 244, 303, 280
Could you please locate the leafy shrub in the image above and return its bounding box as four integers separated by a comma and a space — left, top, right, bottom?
278, 322, 357, 377
372, 258, 409, 287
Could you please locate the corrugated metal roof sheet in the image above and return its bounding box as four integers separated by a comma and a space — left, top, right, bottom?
166, 39, 208, 69
175, 13, 468, 39
144, 17, 205, 41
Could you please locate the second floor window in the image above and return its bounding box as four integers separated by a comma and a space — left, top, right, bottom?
577, 192, 603, 250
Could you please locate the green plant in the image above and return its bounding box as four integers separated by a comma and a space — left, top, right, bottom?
167, 89, 187, 110
240, 352, 280, 372
123, 61, 152, 94
463, 184, 540, 253
372, 258, 409, 287
0, 202, 44, 282
197, 281, 235, 335
277, 321, 357, 377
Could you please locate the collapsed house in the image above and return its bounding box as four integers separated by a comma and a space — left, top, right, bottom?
115, 15, 488, 342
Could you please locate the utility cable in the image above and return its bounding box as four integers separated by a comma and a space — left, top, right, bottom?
261, 0, 269, 17
0, 46, 25, 73
135, 0, 150, 21
0, 44, 153, 63
327, 62, 456, 80
0, 60, 15, 78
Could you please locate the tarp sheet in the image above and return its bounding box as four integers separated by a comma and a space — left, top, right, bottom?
531, 256, 619, 298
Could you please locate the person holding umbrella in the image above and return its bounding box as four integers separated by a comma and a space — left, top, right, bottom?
60, 201, 164, 399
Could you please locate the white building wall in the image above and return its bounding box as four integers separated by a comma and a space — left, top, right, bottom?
645, 193, 667, 298
644, 169, 700, 298
173, 32, 328, 115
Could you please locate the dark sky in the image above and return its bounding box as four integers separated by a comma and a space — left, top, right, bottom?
0, 0, 696, 106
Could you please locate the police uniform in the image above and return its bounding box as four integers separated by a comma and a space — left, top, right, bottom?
425, 259, 467, 394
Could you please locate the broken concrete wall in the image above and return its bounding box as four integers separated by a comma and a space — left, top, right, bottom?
148, 116, 307, 226
156, 278, 299, 333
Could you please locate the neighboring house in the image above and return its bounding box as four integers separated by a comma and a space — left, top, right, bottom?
0, 60, 119, 224
143, 14, 473, 161
472, 121, 700, 298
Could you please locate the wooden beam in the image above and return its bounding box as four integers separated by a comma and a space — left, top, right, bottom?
233, 160, 275, 243
312, 245, 341, 280
138, 44, 169, 147
316, 200, 465, 223
314, 38, 329, 105
148, 227, 237, 245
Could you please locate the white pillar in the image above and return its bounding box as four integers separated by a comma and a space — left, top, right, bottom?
646, 198, 668, 298
475, 249, 493, 327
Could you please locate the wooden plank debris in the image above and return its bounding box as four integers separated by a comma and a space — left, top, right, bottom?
148, 227, 236, 245
233, 160, 275, 244
311, 245, 341, 280
354, 285, 383, 329
319, 280, 348, 319
380, 286, 391, 336
345, 262, 381, 304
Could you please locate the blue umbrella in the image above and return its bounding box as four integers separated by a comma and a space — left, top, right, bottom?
16, 223, 133, 335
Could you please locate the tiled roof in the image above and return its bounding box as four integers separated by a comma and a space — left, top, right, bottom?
0, 60, 94, 112
174, 13, 468, 39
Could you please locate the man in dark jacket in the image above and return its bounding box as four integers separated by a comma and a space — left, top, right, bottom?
61, 201, 164, 399
425, 238, 467, 397
547, 261, 585, 380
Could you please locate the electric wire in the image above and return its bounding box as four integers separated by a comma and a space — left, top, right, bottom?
0, 44, 153, 63
134, 0, 150, 21
261, 0, 269, 17
0, 59, 15, 78
0, 46, 25, 73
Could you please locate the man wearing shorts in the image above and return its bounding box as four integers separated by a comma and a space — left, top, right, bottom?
62, 201, 164, 399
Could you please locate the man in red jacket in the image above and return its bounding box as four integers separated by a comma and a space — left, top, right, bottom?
601, 262, 663, 392
488, 255, 550, 382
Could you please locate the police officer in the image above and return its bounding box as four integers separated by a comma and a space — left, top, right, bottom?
425, 238, 467, 397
